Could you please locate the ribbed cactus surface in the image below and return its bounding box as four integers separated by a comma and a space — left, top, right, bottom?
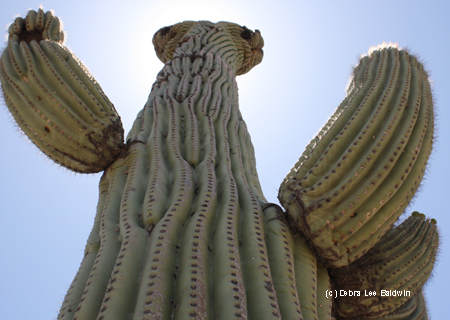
0, 8, 440, 320
331, 213, 438, 319
279, 46, 434, 268
370, 291, 428, 320
0, 9, 125, 173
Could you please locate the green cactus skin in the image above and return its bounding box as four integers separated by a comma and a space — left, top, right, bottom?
330, 213, 438, 319
0, 9, 440, 320
293, 233, 333, 320
368, 291, 428, 320
0, 9, 125, 173
278, 46, 434, 268
265, 204, 334, 320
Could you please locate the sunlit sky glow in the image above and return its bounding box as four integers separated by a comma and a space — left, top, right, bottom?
0, 1, 449, 319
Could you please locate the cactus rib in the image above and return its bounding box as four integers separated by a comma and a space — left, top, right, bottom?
264, 204, 304, 319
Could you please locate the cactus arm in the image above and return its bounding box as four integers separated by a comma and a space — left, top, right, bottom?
305, 50, 410, 211
19, 42, 109, 147
331, 213, 438, 318
370, 293, 419, 320
363, 291, 428, 320
342, 69, 434, 263
281, 53, 378, 186
278, 46, 434, 267
309, 49, 405, 196
0, 9, 125, 173
44, 43, 116, 118
264, 204, 304, 319
410, 291, 428, 320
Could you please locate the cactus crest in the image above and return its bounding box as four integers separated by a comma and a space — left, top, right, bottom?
152, 21, 264, 75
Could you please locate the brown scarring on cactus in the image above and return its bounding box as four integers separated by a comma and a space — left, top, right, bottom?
0, 8, 439, 320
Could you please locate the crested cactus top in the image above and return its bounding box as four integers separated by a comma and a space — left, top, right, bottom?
152, 21, 264, 75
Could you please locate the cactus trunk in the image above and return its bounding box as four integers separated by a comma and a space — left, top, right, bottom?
58, 21, 297, 320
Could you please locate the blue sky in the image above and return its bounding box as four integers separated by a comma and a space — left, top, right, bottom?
0, 1, 449, 319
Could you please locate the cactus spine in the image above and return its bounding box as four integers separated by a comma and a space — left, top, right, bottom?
0, 9, 440, 320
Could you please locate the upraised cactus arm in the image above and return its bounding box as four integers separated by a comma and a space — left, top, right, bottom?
0, 8, 125, 173
278, 46, 434, 268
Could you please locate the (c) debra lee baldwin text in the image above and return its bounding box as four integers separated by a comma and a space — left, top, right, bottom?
325, 290, 411, 298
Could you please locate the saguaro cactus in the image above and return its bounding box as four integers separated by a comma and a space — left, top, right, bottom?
0, 8, 439, 320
